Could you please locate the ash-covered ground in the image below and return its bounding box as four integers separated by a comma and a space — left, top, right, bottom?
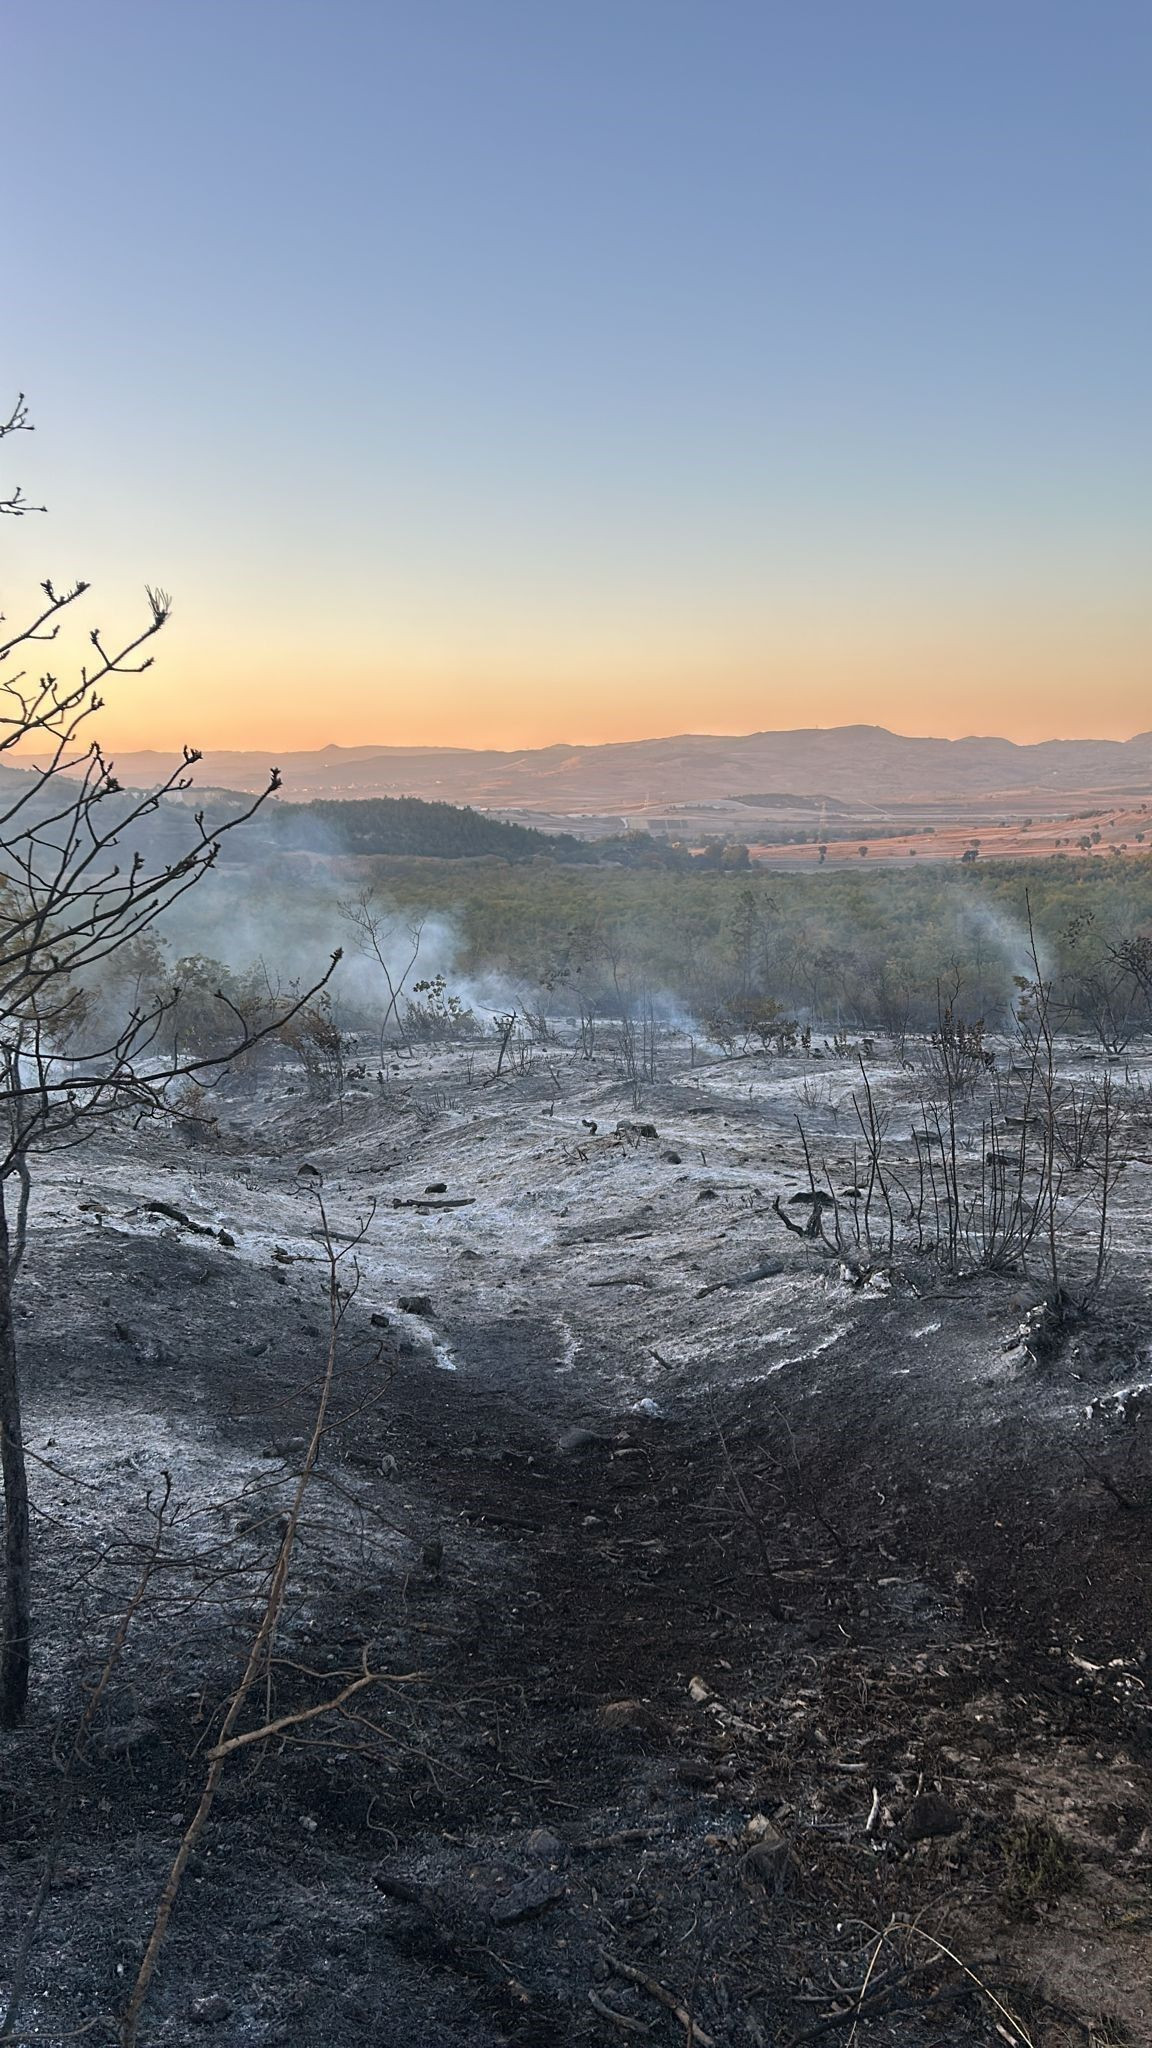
3, 1031, 1152, 2046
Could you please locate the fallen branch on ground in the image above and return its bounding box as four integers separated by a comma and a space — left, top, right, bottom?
588, 1988, 652, 2034
605, 1955, 715, 2047
205, 1661, 427, 1759
143, 1200, 218, 1235
697, 1257, 785, 1297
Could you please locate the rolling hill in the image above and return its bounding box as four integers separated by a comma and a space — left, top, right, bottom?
91, 726, 1152, 812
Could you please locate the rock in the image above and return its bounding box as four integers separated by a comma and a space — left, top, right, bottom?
189, 1994, 232, 2025
489, 1865, 566, 1923
375, 1867, 433, 1910
398, 1294, 433, 1316
370, 1311, 391, 1328
676, 1760, 717, 1785
424, 1181, 448, 1194
525, 1827, 569, 1867
1003, 1297, 1068, 1367
557, 1425, 613, 1454
662, 1149, 683, 1164
901, 1792, 963, 1841
697, 1188, 718, 1202
597, 1699, 672, 1740
217, 1229, 236, 1248
740, 1827, 796, 1893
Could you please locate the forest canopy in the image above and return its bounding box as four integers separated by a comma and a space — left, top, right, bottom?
202, 844, 1152, 1042
256, 795, 707, 867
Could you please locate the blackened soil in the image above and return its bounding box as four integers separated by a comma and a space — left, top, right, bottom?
2, 1217, 1151, 2047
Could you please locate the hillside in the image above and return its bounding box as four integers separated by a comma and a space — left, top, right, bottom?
93, 725, 1152, 811
236, 796, 698, 866
265, 795, 590, 861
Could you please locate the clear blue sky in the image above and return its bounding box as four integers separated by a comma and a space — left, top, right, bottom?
4, 1, 1150, 747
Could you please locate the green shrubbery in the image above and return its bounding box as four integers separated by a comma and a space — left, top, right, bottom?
147, 850, 1152, 1051
329, 853, 1152, 1038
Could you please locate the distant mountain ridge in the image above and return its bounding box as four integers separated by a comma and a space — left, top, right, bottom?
86, 725, 1152, 811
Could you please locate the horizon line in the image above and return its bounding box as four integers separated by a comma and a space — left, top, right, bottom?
59, 721, 1152, 759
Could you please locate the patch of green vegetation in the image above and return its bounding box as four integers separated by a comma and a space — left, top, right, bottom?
267, 795, 592, 862
998, 1818, 1081, 1911
203, 832, 1152, 1038
342, 853, 1152, 1032
244, 795, 732, 869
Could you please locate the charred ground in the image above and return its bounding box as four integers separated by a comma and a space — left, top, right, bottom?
2, 1034, 1151, 2046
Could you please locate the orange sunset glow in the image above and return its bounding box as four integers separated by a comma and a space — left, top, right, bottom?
5, 7, 1149, 759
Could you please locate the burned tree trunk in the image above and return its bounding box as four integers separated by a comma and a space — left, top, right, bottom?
0, 1178, 29, 1727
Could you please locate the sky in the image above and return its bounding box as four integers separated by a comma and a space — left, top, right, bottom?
3, 0, 1151, 752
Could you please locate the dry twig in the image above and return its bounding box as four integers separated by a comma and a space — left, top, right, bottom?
605, 1955, 715, 2047
120, 1194, 370, 2047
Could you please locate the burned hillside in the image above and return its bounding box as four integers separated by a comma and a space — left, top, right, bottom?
2, 1014, 1151, 2047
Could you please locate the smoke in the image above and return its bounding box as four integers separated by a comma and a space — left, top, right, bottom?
953, 898, 1050, 1025
51, 788, 1081, 1059
147, 858, 537, 1036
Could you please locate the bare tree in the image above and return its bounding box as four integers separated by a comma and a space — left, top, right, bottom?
0, 397, 335, 1724
1108, 930, 1152, 1029
1060, 911, 1150, 1052
340, 887, 426, 1058
0, 394, 45, 519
